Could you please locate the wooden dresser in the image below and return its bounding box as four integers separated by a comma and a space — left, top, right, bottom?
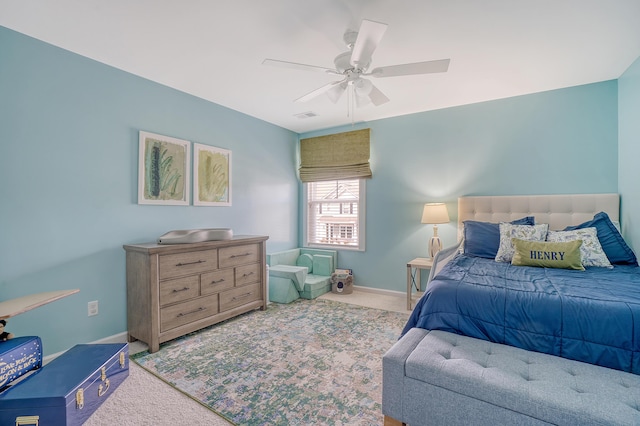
123, 235, 268, 353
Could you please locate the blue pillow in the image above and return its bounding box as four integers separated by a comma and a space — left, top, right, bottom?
463, 216, 535, 258
564, 212, 638, 265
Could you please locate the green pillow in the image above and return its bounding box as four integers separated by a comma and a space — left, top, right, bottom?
511, 238, 584, 270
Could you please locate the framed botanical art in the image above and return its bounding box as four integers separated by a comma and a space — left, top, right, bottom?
138, 131, 191, 205
193, 143, 232, 206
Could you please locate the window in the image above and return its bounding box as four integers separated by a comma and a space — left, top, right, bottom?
304, 179, 365, 250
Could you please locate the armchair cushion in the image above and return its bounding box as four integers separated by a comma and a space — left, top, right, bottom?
269, 265, 308, 292
312, 255, 334, 277
300, 275, 332, 300
267, 249, 301, 267
301, 249, 338, 270
269, 276, 300, 304
296, 254, 314, 273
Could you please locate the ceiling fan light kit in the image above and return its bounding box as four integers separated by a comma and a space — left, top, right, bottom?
355, 78, 373, 96
327, 82, 348, 103
264, 18, 451, 116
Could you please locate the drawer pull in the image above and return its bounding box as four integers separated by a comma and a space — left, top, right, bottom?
176, 260, 205, 267
210, 278, 225, 284
242, 272, 254, 277
232, 292, 253, 301
172, 286, 191, 293
177, 307, 205, 317
230, 253, 251, 258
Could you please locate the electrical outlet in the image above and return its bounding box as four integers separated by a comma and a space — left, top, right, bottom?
88, 300, 99, 316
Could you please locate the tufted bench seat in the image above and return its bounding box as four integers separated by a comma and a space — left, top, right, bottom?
383, 328, 640, 426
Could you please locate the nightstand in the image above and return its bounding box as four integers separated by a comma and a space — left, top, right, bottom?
406, 257, 433, 310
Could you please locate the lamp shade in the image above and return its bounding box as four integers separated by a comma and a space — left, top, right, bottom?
421, 203, 450, 224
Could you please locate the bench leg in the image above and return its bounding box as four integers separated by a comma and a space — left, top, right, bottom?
384, 415, 406, 426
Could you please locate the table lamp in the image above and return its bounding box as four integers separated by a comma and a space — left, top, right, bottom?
421, 203, 450, 258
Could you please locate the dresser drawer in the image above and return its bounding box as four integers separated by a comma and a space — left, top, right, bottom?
159, 275, 200, 307
236, 263, 261, 287
220, 282, 261, 311
159, 249, 218, 279
201, 268, 235, 295
160, 293, 219, 332
219, 244, 259, 268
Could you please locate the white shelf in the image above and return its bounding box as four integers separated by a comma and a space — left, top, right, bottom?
0, 289, 79, 320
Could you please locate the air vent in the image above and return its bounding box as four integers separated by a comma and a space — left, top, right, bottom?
294, 111, 318, 119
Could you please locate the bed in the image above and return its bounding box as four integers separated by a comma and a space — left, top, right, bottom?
383, 194, 640, 426
403, 193, 640, 373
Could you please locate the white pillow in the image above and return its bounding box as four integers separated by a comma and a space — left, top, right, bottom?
546, 227, 612, 268
495, 223, 549, 263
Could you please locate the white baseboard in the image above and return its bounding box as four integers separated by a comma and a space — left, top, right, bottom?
352, 285, 405, 297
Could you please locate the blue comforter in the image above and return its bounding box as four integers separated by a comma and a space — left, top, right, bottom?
403, 253, 640, 373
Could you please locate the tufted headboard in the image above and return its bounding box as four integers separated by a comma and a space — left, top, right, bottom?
457, 194, 619, 237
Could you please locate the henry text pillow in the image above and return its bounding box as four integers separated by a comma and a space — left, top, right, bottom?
495, 223, 549, 263
511, 239, 584, 270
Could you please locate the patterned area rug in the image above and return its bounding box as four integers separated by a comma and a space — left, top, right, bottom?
131, 298, 409, 425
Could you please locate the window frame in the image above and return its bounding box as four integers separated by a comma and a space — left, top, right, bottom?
302, 178, 366, 251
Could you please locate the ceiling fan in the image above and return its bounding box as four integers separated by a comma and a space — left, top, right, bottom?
263, 19, 450, 108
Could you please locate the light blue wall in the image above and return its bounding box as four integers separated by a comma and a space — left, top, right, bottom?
619, 56, 640, 252
301, 81, 619, 292
0, 24, 627, 355
0, 27, 299, 355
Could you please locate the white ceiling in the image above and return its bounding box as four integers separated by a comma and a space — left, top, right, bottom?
2, 0, 640, 134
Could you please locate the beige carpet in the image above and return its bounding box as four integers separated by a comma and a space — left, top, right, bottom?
85, 360, 232, 426
318, 288, 410, 314
85, 289, 408, 425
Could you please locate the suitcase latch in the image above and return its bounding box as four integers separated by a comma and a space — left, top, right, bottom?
76, 388, 84, 409
119, 351, 125, 368
101, 367, 106, 381
15, 415, 40, 426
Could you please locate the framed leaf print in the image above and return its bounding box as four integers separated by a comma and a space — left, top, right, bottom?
138, 131, 190, 205
193, 143, 232, 206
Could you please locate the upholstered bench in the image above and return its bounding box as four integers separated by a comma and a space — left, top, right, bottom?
267, 248, 337, 303
383, 328, 640, 426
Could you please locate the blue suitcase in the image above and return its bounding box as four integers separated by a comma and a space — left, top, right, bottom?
0, 336, 43, 389
0, 343, 129, 426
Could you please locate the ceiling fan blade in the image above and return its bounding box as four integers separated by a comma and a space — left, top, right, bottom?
368, 83, 390, 106
262, 58, 336, 74
295, 80, 346, 103
350, 19, 387, 70
370, 59, 450, 78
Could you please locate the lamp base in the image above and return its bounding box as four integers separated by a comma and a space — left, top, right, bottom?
429, 236, 442, 258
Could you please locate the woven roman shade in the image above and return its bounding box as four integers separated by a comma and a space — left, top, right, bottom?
299, 128, 372, 182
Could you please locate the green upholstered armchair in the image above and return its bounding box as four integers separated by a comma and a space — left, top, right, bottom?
266, 248, 337, 303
